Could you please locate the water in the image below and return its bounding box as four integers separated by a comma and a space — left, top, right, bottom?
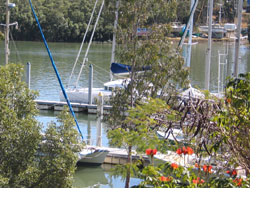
0, 40, 250, 188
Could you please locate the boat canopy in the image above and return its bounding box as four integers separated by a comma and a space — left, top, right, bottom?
110, 62, 151, 74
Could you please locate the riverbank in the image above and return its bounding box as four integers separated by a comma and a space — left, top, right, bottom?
168, 36, 250, 43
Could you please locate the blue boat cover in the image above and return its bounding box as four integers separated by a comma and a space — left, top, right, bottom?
111, 62, 151, 74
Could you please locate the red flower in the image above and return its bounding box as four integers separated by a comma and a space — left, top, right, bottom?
176, 148, 182, 155
146, 148, 157, 156
152, 149, 157, 155
182, 146, 188, 155
146, 149, 152, 155
233, 178, 243, 186
203, 165, 212, 173
226, 170, 230, 175
186, 146, 194, 155
232, 169, 237, 176
171, 163, 178, 169
160, 176, 170, 182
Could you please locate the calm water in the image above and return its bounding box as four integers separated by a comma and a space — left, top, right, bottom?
0, 40, 250, 188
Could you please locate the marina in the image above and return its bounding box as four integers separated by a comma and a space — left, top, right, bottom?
0, 0, 250, 188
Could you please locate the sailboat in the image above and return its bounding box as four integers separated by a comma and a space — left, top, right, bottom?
59, 0, 130, 104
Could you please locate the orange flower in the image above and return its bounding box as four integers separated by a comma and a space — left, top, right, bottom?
203, 165, 212, 173
176, 148, 182, 155
160, 176, 170, 182
186, 146, 194, 155
171, 163, 178, 169
226, 98, 232, 103
193, 177, 204, 184
195, 163, 199, 168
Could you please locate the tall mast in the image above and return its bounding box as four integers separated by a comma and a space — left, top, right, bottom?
110, 0, 120, 81
234, 0, 243, 78
186, 0, 195, 68
204, 0, 213, 90
5, 0, 10, 65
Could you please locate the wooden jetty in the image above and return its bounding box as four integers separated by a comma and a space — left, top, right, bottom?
35, 100, 112, 114
93, 146, 192, 166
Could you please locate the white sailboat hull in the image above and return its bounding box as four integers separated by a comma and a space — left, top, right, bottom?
78, 149, 109, 165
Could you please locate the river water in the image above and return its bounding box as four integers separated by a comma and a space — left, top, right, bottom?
0, 40, 250, 187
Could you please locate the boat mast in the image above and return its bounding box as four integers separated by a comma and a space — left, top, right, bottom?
110, 0, 120, 81
178, 0, 198, 49
5, 0, 10, 65
186, 0, 195, 67
75, 0, 105, 88
234, 0, 243, 78
204, 0, 213, 90
68, 0, 99, 87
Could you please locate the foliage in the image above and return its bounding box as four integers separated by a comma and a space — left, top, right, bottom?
0, 31, 4, 41
108, 98, 168, 152
0, 64, 83, 187
222, 0, 237, 23
0, 0, 183, 42
106, 0, 189, 188
214, 73, 250, 174
136, 156, 250, 188
126, 73, 250, 188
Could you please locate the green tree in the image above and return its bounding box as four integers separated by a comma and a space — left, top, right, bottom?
106, 0, 189, 188
214, 73, 250, 174
0, 64, 83, 187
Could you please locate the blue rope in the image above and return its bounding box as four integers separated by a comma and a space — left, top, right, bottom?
29, 0, 84, 140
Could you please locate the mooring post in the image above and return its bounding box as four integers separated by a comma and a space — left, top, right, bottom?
88, 64, 93, 104
234, 0, 243, 78
26, 62, 31, 89
205, 0, 213, 90
96, 92, 103, 147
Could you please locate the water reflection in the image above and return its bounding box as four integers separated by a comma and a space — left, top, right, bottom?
36, 110, 110, 147
73, 164, 142, 188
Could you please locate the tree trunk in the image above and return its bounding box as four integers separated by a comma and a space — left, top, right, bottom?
125, 146, 132, 188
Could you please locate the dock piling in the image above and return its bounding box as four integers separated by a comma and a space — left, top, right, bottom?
26, 62, 31, 89
96, 92, 103, 147
88, 64, 93, 104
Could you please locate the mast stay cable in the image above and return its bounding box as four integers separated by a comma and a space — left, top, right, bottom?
75, 0, 105, 88
67, 0, 99, 87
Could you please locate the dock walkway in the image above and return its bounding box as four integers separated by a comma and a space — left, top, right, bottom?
35, 100, 112, 114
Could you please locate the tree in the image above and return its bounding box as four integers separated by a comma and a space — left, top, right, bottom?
122, 75, 250, 188
106, 0, 189, 188
214, 73, 250, 174
0, 64, 83, 187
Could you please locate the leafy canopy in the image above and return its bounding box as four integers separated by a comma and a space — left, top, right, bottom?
0, 64, 83, 187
